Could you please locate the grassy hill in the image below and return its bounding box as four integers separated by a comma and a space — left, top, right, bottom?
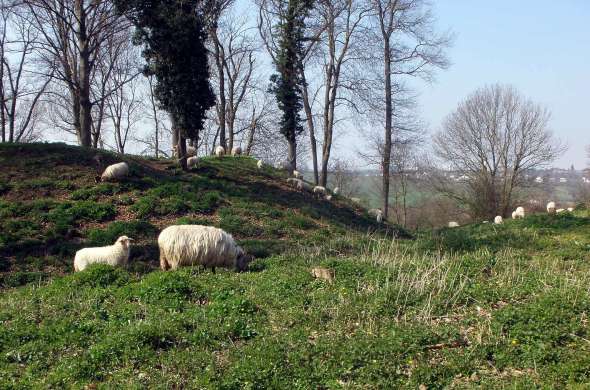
2, 143, 590, 388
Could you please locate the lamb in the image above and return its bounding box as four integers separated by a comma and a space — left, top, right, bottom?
313, 186, 327, 195
187, 156, 199, 168
214, 146, 225, 157
257, 160, 264, 169
567, 207, 574, 212
448, 221, 460, 228
494, 216, 503, 224
101, 162, 129, 182
293, 170, 303, 179
231, 146, 242, 156
158, 225, 253, 272
547, 201, 556, 214
513, 206, 525, 219
326, 195, 333, 201
74, 236, 133, 272
333, 187, 340, 195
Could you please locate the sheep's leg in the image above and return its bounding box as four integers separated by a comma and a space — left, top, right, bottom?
159, 249, 170, 271
211, 266, 216, 274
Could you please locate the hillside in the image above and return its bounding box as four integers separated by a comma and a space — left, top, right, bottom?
0, 143, 397, 286
2, 143, 590, 388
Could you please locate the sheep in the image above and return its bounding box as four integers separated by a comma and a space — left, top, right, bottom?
448, 221, 460, 228
494, 216, 503, 224
369, 209, 383, 223
333, 187, 340, 195
350, 197, 361, 204
293, 170, 303, 179
100, 162, 129, 182
158, 225, 253, 272
326, 195, 333, 201
547, 201, 556, 214
556, 208, 565, 214
257, 160, 264, 169
231, 146, 242, 156
567, 207, 574, 212
276, 161, 293, 171
286, 178, 302, 188
214, 146, 225, 157
187, 145, 197, 156
187, 156, 199, 168
514, 206, 525, 219
511, 211, 517, 219
313, 186, 327, 195
298, 181, 313, 192
74, 236, 133, 272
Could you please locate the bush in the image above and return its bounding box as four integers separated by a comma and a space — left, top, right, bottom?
69, 264, 130, 288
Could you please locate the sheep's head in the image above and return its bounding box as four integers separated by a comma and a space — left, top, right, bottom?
116, 236, 134, 248
235, 247, 254, 272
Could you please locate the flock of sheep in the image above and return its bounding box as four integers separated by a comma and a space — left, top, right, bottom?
448, 202, 575, 228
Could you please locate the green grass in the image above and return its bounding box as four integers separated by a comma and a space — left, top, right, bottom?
1, 143, 590, 388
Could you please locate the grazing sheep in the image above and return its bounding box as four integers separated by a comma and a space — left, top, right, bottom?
101, 162, 129, 182
187, 156, 199, 168
326, 195, 333, 201
293, 170, 303, 179
448, 221, 460, 228
214, 146, 225, 157
286, 178, 302, 188
350, 197, 361, 204
158, 225, 253, 272
231, 146, 242, 156
511, 211, 517, 219
556, 208, 565, 214
333, 187, 340, 195
482, 221, 489, 224
297, 180, 313, 192
276, 161, 293, 171
311, 267, 335, 283
187, 145, 197, 156
567, 207, 574, 212
494, 216, 503, 224
369, 209, 383, 223
313, 186, 327, 195
514, 206, 525, 219
74, 236, 133, 272
547, 201, 556, 214
257, 160, 264, 169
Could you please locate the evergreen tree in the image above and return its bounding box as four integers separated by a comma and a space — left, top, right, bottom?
114, 0, 215, 169
270, 0, 313, 170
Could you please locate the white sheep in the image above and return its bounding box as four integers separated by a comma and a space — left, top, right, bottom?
369, 209, 383, 223
101, 162, 129, 182
231, 146, 242, 156
74, 236, 133, 272
513, 206, 525, 219
567, 207, 574, 212
214, 146, 225, 157
547, 201, 556, 214
187, 156, 199, 168
326, 195, 333, 201
556, 208, 565, 214
293, 170, 303, 179
494, 216, 503, 224
286, 178, 302, 188
298, 181, 313, 192
313, 186, 327, 195
448, 221, 460, 228
158, 225, 253, 272
187, 145, 197, 156
333, 187, 340, 195
257, 160, 264, 169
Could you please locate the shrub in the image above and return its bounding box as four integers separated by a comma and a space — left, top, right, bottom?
69, 264, 130, 288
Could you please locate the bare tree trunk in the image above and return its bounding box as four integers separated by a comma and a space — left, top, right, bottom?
75, 0, 92, 147
382, 39, 392, 220
288, 134, 297, 171
300, 68, 319, 184
212, 30, 227, 150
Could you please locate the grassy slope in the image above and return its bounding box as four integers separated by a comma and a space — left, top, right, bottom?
2, 144, 590, 388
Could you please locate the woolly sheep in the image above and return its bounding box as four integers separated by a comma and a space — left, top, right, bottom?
231, 146, 242, 156
514, 206, 525, 219
158, 225, 253, 272
448, 221, 460, 228
567, 207, 574, 212
547, 201, 556, 214
257, 160, 264, 169
326, 195, 333, 201
556, 208, 565, 214
333, 187, 340, 195
101, 162, 129, 182
214, 146, 225, 157
187, 156, 199, 168
511, 211, 517, 219
187, 145, 197, 156
494, 216, 503, 224
313, 186, 327, 195
293, 170, 303, 179
369, 209, 383, 223
298, 181, 313, 192
74, 236, 133, 272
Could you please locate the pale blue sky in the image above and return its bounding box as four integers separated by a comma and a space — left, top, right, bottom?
418, 0, 590, 169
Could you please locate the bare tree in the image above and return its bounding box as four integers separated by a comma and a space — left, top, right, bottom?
22, 0, 129, 147
355, 0, 451, 219
0, 5, 52, 143
329, 157, 359, 197
433, 84, 566, 219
